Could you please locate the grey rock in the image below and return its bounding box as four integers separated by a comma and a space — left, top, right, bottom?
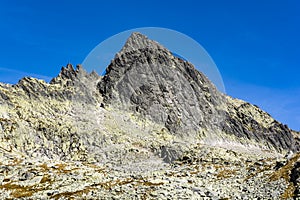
99, 33, 225, 138
291, 161, 300, 197
0, 31, 299, 200
99, 32, 299, 153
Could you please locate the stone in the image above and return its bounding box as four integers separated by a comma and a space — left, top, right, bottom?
0, 32, 299, 199
99, 32, 299, 153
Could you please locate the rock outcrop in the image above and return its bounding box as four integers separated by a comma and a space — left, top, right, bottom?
0, 32, 299, 199
99, 32, 298, 153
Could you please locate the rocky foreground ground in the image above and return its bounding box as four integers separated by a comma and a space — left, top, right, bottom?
0, 144, 299, 199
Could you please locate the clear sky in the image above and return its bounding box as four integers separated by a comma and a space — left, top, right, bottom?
0, 0, 299, 130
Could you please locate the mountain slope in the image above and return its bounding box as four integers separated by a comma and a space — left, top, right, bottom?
0, 32, 299, 199
99, 32, 298, 153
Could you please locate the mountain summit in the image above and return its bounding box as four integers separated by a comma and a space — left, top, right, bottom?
119, 32, 167, 54
100, 32, 299, 154
0, 32, 299, 199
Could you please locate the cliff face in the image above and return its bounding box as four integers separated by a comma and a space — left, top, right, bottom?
99, 32, 298, 153
0, 32, 299, 199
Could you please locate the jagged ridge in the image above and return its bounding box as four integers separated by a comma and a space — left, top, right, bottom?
99, 32, 299, 153
0, 32, 299, 199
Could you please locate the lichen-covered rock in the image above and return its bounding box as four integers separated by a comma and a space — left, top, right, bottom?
0, 32, 299, 199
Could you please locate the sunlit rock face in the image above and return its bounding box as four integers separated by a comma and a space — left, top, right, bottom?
0, 32, 299, 199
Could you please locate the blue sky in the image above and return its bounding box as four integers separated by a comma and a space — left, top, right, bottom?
0, 0, 299, 130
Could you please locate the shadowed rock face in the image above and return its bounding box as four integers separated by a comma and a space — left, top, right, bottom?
99, 32, 298, 152
99, 33, 227, 135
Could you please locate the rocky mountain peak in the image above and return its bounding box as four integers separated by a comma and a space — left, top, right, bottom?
50, 64, 88, 84
50, 64, 100, 88
99, 33, 299, 153
100, 33, 221, 137
118, 32, 168, 55
0, 33, 300, 199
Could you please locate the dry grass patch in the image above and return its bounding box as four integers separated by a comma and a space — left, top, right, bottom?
269, 153, 300, 199
0, 182, 43, 198
217, 169, 237, 179
52, 188, 92, 200
244, 163, 273, 182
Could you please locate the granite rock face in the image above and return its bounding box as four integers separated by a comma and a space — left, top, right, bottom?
100, 33, 224, 133
99, 32, 298, 153
0, 32, 299, 199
